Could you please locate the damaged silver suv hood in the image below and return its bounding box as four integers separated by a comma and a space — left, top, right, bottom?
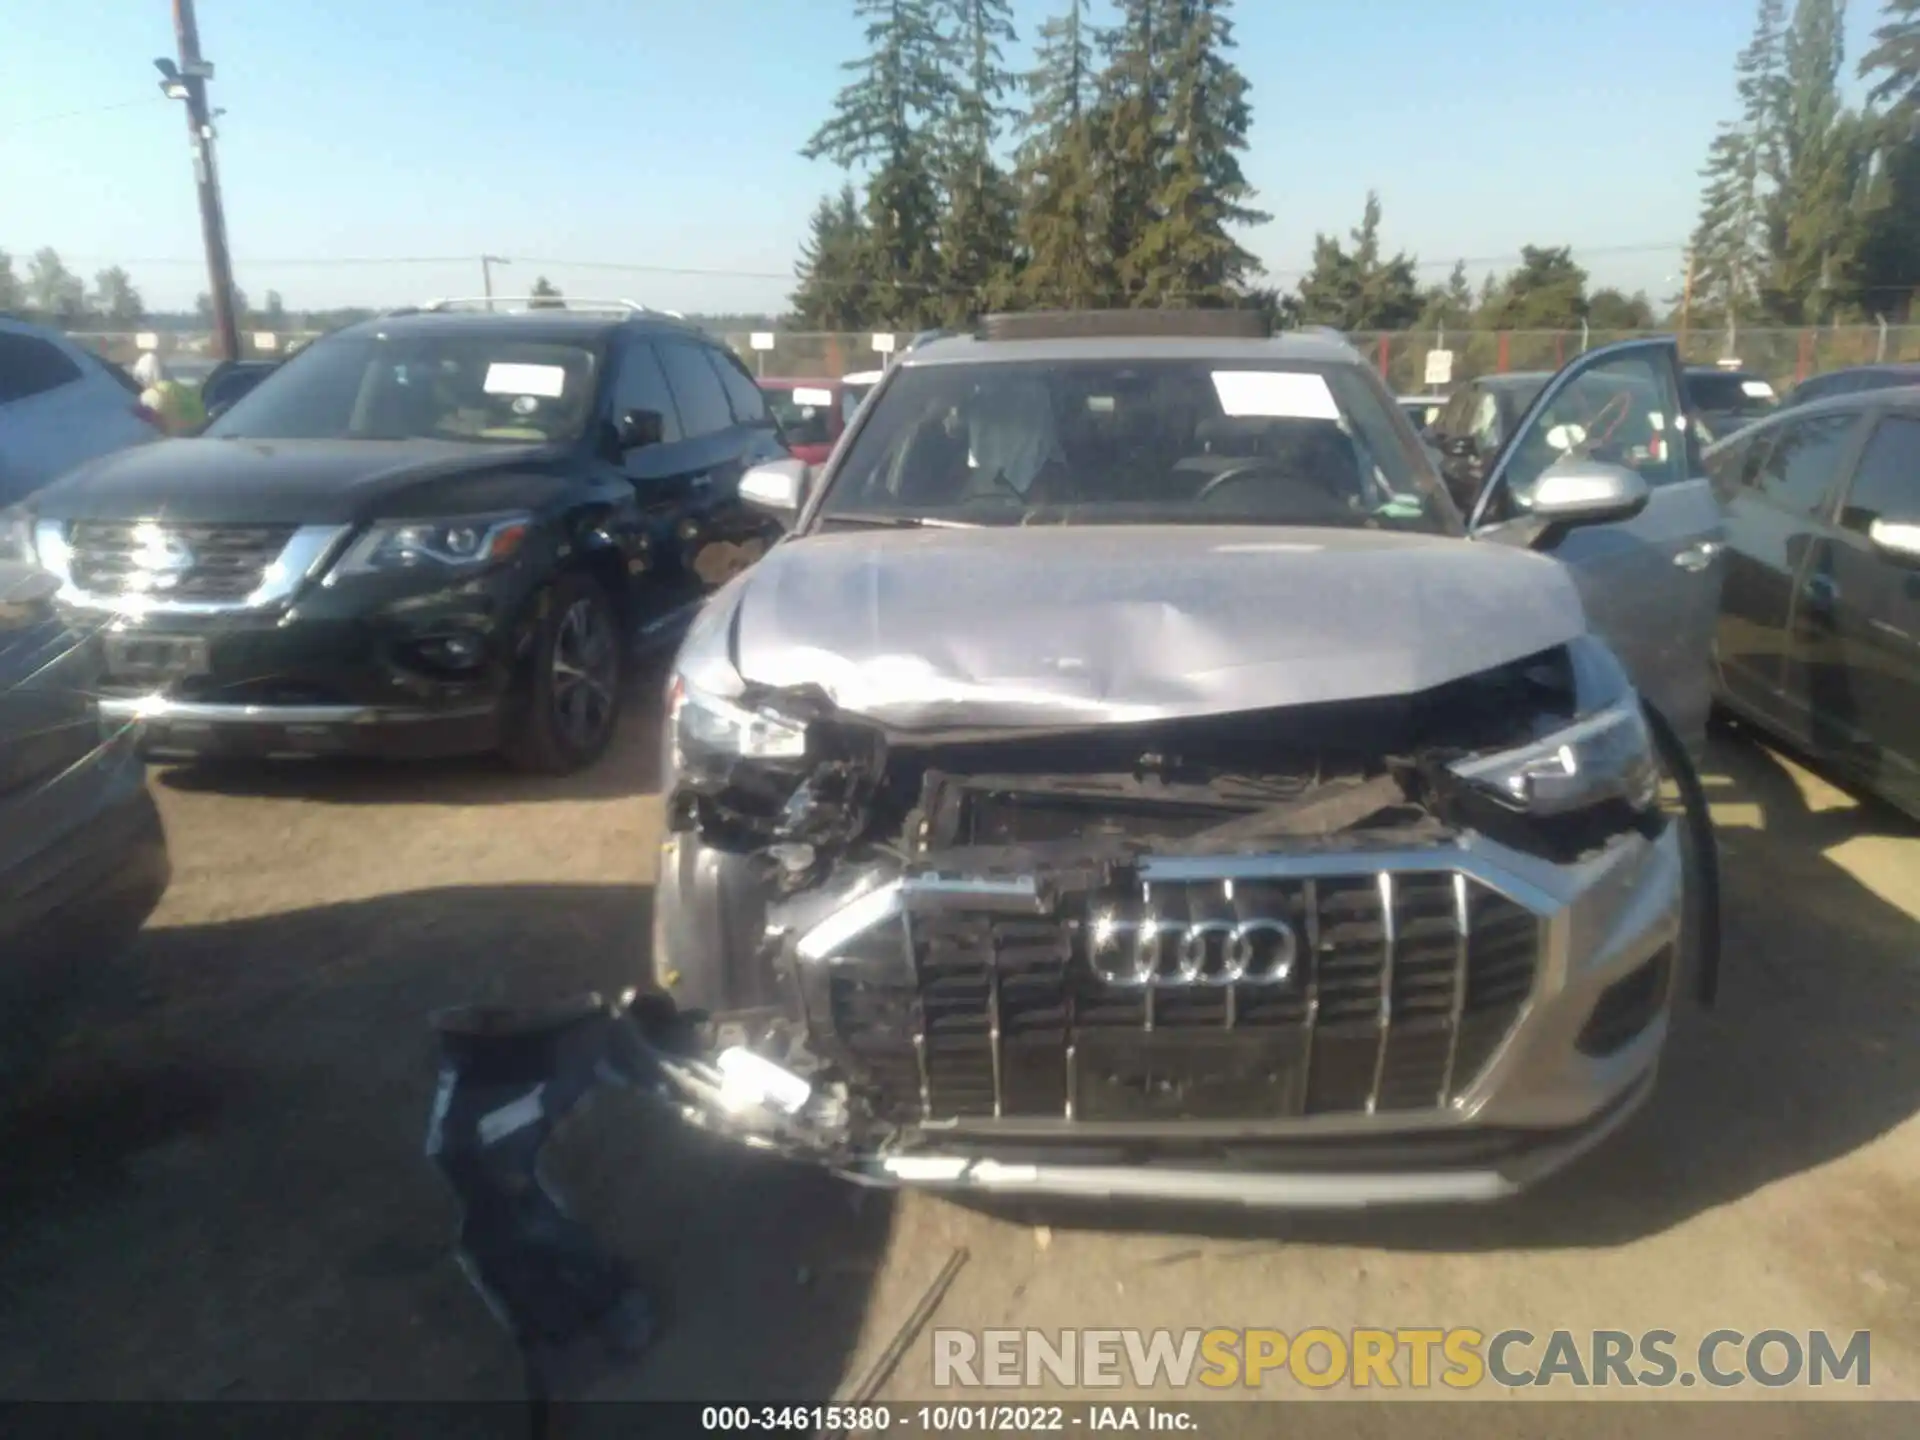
723, 525, 1588, 729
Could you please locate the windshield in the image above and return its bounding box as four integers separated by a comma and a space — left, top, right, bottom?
203, 332, 600, 444
816, 359, 1453, 533
1687, 371, 1778, 417
761, 383, 839, 447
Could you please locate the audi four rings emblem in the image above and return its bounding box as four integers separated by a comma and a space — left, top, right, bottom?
1087, 909, 1299, 988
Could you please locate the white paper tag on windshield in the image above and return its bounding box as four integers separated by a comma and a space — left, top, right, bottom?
483, 362, 567, 398
1211, 370, 1341, 420
1741, 380, 1776, 399
793, 386, 834, 407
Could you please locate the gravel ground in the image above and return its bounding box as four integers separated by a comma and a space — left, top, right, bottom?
1, 697, 1917, 1418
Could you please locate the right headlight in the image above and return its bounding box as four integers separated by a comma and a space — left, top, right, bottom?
666, 674, 809, 766
1448, 696, 1660, 818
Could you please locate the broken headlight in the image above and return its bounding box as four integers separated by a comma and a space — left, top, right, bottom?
667, 674, 808, 765
1449, 697, 1659, 818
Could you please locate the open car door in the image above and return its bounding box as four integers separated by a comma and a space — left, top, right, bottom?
1468, 337, 1726, 759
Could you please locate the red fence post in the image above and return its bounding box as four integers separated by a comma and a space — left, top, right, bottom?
1377, 334, 1390, 382
1795, 329, 1814, 384
825, 334, 843, 378
1497, 331, 1511, 374
1554, 333, 1565, 368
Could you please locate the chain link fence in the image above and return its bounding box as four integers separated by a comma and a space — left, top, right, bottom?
1347, 325, 1920, 396
69, 330, 326, 367
67, 323, 1920, 393
719, 325, 1920, 391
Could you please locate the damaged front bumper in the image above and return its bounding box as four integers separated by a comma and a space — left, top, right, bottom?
649, 818, 1684, 1210
421, 825, 1677, 1386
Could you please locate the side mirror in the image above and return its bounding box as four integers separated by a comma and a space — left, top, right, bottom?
739, 457, 808, 521
617, 408, 665, 451
1868, 518, 1920, 565
1522, 460, 1650, 528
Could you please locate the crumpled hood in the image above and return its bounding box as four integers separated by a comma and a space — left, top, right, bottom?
728, 525, 1589, 730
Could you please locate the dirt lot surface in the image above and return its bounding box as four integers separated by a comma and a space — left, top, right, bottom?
2, 695, 1918, 1419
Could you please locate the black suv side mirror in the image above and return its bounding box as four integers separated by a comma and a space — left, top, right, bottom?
617, 408, 665, 451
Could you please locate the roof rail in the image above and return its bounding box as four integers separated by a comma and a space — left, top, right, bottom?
413, 296, 690, 320
974, 309, 1272, 342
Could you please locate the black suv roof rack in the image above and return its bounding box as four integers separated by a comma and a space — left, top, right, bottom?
403, 297, 694, 323
974, 309, 1272, 342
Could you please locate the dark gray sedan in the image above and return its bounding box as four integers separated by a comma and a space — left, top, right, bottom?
1707, 386, 1920, 818
0, 559, 170, 1079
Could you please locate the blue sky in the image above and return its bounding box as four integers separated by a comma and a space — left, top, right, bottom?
0, 0, 1891, 317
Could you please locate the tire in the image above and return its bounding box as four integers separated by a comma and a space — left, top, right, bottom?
500, 571, 626, 775
1648, 708, 1722, 1009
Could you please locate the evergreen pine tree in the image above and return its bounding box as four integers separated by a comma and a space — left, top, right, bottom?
1016, 0, 1108, 308
1762, 0, 1856, 321
1685, 0, 1786, 333
791, 185, 876, 328
804, 0, 957, 326
1088, 0, 1171, 304
1862, 0, 1920, 114
936, 0, 1022, 322
1130, 0, 1268, 306
1292, 193, 1420, 330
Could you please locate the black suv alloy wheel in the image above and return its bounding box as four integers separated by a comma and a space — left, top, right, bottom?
502, 571, 625, 774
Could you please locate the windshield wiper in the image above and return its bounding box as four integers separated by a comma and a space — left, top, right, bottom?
819, 512, 979, 530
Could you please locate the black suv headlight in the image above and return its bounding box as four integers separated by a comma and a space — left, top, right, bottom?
332, 512, 530, 577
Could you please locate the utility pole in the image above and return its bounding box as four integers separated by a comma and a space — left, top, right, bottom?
156, 0, 240, 361
1677, 247, 1696, 346
481, 255, 511, 308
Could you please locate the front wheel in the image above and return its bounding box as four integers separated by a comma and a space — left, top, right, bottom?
500, 572, 626, 774
1649, 708, 1721, 1008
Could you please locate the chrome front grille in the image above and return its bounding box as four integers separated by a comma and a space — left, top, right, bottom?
824, 870, 1541, 1125
67, 521, 296, 603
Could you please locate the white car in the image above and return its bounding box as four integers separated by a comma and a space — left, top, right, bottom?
0, 316, 162, 506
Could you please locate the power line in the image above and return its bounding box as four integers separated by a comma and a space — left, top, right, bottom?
52, 240, 1689, 287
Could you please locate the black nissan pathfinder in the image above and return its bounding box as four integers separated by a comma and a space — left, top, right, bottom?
0, 301, 788, 774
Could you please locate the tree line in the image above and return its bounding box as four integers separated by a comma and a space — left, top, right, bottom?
1685, 0, 1919, 333
0, 248, 579, 333
790, 0, 1920, 334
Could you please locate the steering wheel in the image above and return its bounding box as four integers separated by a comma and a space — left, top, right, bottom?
1195, 461, 1289, 503
1572, 390, 1633, 459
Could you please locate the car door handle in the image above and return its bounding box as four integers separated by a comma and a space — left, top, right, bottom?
1674, 541, 1721, 572
688, 473, 712, 491
1802, 573, 1840, 604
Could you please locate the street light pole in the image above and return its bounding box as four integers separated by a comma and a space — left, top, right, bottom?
158, 0, 240, 361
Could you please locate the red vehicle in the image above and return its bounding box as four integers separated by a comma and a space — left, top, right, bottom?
757, 376, 863, 465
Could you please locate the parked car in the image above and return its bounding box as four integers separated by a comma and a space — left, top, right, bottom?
0, 300, 788, 774
1781, 362, 1920, 411
0, 559, 170, 1081
756, 376, 863, 466
1706, 385, 1920, 819
840, 368, 884, 412
625, 314, 1724, 1210
0, 315, 163, 506
1423, 371, 1554, 512
1682, 365, 1779, 444
193, 358, 278, 416
1397, 391, 1449, 431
